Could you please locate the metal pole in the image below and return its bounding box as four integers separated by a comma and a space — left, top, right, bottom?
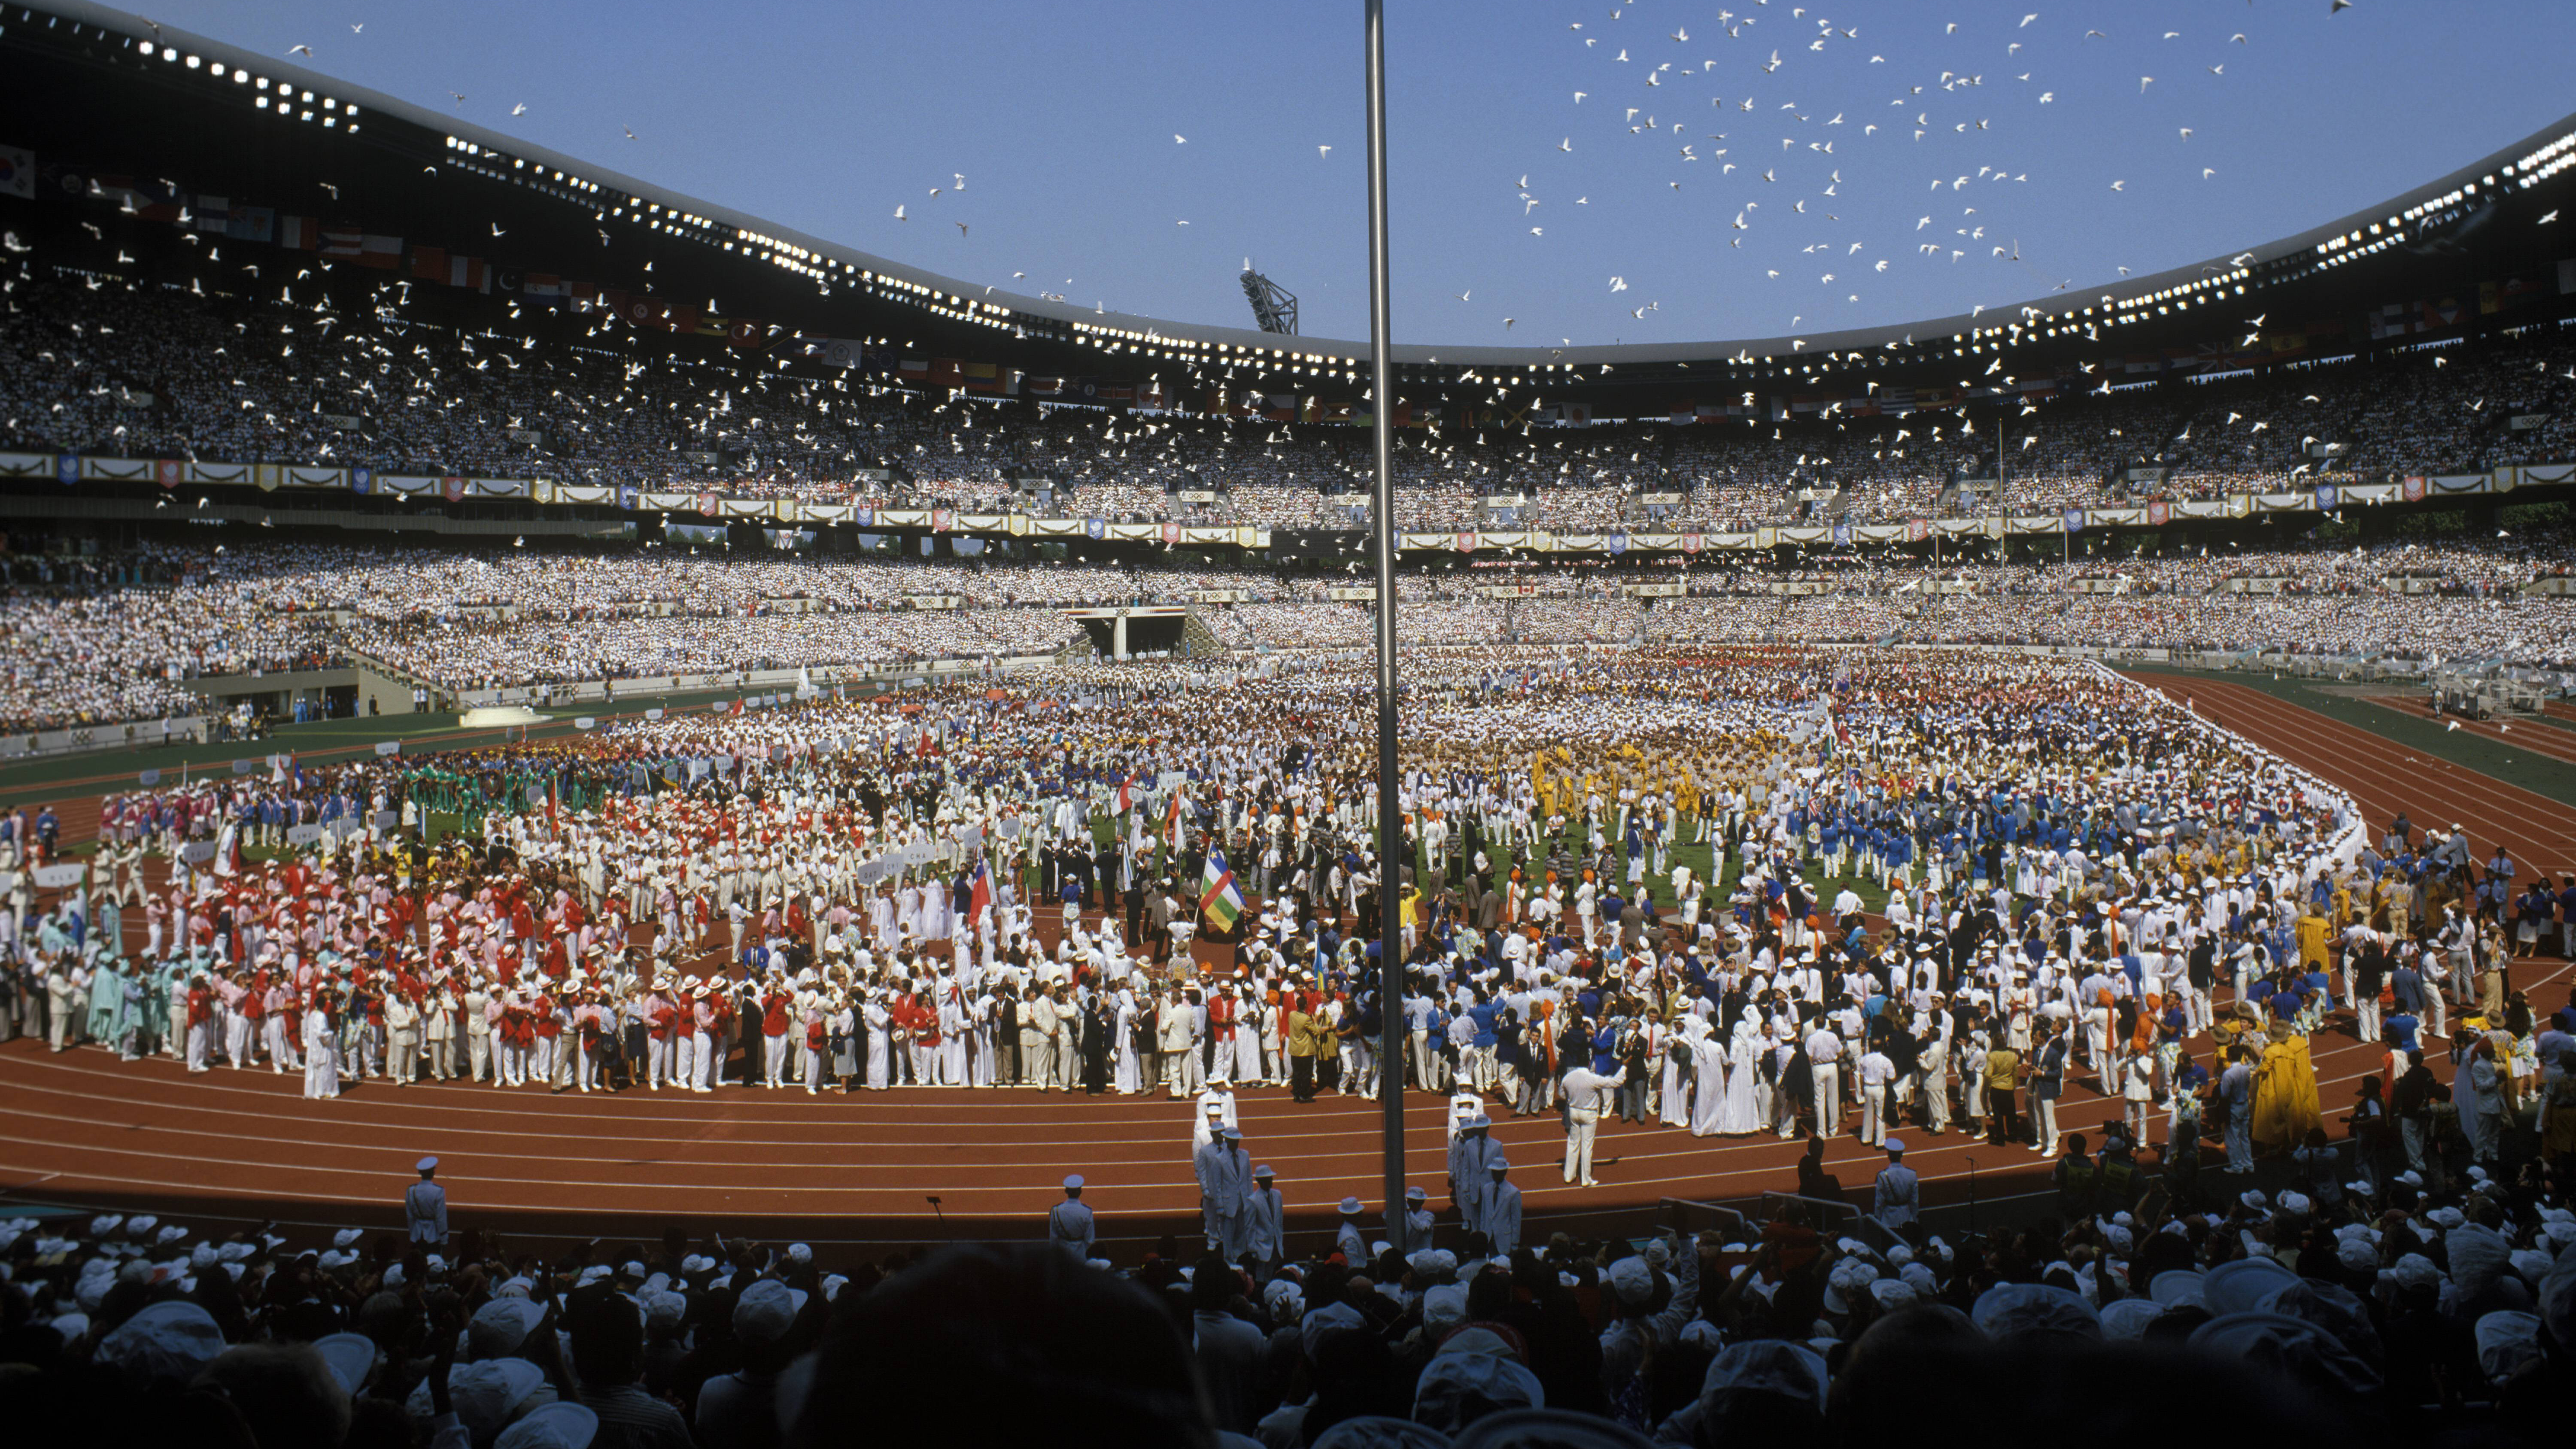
1993, 401, 2006, 564
1364, 0, 1407, 1255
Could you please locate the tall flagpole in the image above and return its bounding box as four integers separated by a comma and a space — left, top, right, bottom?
1364, 0, 1408, 1254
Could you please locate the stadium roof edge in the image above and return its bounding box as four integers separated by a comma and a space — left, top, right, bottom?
34, 0, 2576, 371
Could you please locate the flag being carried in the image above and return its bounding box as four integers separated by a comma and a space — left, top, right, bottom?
1199, 848, 1244, 933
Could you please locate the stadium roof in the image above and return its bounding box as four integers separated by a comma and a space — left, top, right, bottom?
14, 0, 2576, 396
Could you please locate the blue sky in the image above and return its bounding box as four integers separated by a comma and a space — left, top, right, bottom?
135, 1, 2576, 347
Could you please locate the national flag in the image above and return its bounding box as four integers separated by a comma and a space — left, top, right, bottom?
1199, 849, 1245, 932
803, 336, 867, 368
899, 357, 930, 381
969, 859, 993, 924
1165, 789, 1184, 851
1115, 773, 1137, 815
522, 273, 571, 300
414, 249, 490, 291
610, 294, 698, 331
727, 319, 772, 351
546, 774, 560, 832
204, 202, 274, 241
0, 146, 33, 200
90, 175, 182, 221
322, 228, 403, 267
929, 358, 964, 388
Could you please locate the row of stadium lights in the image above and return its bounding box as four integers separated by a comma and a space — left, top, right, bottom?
419, 127, 1037, 340
127, 35, 356, 131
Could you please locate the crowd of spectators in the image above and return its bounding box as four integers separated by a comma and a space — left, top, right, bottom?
0, 1176, 2567, 1448
6, 528, 2574, 732
13, 267, 2576, 537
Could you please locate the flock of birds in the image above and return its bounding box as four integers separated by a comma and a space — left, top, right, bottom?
223, 4, 2408, 345
24, 3, 2572, 580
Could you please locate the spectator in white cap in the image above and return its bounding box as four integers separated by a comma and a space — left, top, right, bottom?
468, 1297, 549, 1361
94, 1300, 227, 1389
698, 1279, 812, 1449
1413, 1343, 1546, 1435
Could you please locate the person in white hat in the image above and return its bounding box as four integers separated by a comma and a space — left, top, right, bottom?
1194, 1126, 1253, 1261
1480, 1157, 1523, 1255
1048, 1175, 1094, 1260
1243, 1165, 1285, 1273
1872, 1139, 1918, 1230
1334, 1196, 1367, 1264
1191, 1072, 1240, 1150
406, 1157, 448, 1246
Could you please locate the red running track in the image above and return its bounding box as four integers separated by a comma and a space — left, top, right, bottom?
2124, 671, 2576, 872
2354, 695, 2576, 768
0, 674, 2569, 1254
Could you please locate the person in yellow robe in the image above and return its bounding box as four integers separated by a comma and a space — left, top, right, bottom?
2251, 1021, 2323, 1154
2293, 905, 2332, 973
